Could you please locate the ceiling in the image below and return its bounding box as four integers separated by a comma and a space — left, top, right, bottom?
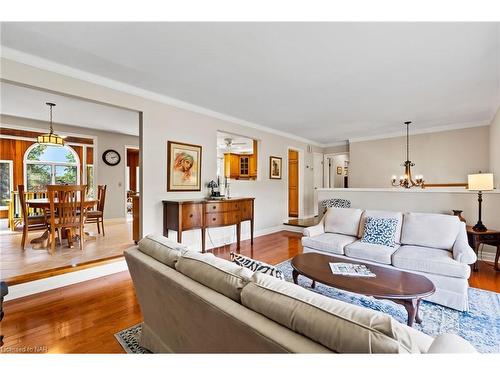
217, 131, 254, 155
0, 82, 139, 135
1, 22, 499, 144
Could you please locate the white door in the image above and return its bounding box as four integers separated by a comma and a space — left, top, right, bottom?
312, 152, 323, 216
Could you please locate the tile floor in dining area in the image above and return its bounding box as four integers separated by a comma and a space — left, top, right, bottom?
0, 218, 135, 282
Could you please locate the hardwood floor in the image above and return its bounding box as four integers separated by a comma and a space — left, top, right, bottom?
0, 219, 135, 283
1, 230, 498, 353
284, 216, 322, 228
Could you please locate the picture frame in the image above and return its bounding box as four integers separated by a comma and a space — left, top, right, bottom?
167, 141, 202, 191
336, 166, 343, 175
269, 156, 282, 179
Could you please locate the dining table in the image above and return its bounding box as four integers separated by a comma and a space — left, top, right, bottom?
26, 198, 98, 249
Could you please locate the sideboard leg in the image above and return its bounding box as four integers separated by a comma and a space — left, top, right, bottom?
250, 219, 254, 245
236, 223, 241, 250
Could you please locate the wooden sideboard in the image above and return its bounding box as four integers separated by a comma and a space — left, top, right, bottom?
162, 197, 254, 252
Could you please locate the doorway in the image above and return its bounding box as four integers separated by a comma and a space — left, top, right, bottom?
288, 149, 299, 217
125, 146, 140, 219
324, 153, 349, 188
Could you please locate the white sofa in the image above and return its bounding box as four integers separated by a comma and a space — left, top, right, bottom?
302, 208, 477, 311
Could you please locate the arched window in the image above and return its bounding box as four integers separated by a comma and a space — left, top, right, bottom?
24, 144, 80, 191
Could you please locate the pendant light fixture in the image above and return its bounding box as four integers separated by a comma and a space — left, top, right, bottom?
37, 102, 65, 146
391, 121, 424, 188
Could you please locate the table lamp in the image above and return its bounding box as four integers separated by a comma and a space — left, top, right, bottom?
468, 173, 494, 232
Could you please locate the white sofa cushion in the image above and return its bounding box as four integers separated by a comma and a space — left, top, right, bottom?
301, 233, 357, 255
392, 245, 471, 279
401, 213, 460, 250
358, 210, 403, 243
175, 250, 253, 302
345, 240, 400, 265
324, 207, 363, 236
138, 234, 188, 268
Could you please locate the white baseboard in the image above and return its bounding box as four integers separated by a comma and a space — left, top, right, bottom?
4, 260, 128, 301
478, 251, 496, 262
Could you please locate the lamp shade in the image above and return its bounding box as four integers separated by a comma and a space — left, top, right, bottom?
468, 173, 494, 191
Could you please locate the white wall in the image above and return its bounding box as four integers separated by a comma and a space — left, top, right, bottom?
0, 58, 319, 250
349, 126, 490, 188
0, 114, 139, 219
490, 107, 500, 189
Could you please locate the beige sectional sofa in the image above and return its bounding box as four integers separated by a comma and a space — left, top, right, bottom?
124, 234, 476, 353
302, 208, 477, 311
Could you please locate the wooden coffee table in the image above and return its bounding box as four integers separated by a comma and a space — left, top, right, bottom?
291, 253, 435, 327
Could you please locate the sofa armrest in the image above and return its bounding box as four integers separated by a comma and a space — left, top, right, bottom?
303, 218, 325, 237
427, 333, 477, 353
452, 223, 477, 264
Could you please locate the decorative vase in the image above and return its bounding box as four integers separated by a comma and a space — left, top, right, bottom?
452, 210, 466, 223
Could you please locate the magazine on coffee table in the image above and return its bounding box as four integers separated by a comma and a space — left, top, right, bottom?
329, 262, 376, 277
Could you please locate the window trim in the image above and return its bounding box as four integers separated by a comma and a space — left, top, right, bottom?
23, 143, 81, 190
0, 160, 13, 210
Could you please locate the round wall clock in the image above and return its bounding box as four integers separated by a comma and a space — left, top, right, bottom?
102, 149, 121, 166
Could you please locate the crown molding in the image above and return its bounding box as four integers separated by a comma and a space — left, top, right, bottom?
321, 140, 349, 148
348, 120, 491, 143
1, 46, 324, 147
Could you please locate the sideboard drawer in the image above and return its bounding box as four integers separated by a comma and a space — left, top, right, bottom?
182, 204, 202, 229
205, 213, 224, 227
228, 201, 242, 211
205, 202, 225, 213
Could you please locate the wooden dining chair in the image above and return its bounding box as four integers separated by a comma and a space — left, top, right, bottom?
46, 184, 87, 255
86, 185, 107, 236
18, 185, 48, 249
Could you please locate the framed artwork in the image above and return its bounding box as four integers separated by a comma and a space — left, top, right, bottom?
269, 156, 282, 179
167, 141, 202, 191
336, 166, 343, 175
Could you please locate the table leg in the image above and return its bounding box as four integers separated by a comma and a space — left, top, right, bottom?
292, 269, 299, 284
415, 299, 422, 324
472, 243, 480, 272
30, 230, 50, 250
401, 299, 419, 327
311, 280, 316, 289
250, 219, 254, 245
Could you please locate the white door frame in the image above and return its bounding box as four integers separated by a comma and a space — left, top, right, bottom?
323, 152, 349, 189
312, 152, 324, 216
286, 146, 304, 219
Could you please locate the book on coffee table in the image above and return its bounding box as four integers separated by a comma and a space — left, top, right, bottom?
329, 262, 376, 277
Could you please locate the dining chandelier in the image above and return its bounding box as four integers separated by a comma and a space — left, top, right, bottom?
37, 102, 65, 146
391, 121, 424, 188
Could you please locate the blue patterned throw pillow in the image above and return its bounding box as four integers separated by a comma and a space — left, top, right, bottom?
361, 217, 398, 247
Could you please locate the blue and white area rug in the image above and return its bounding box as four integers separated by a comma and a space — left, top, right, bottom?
276, 260, 500, 353
115, 261, 500, 353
